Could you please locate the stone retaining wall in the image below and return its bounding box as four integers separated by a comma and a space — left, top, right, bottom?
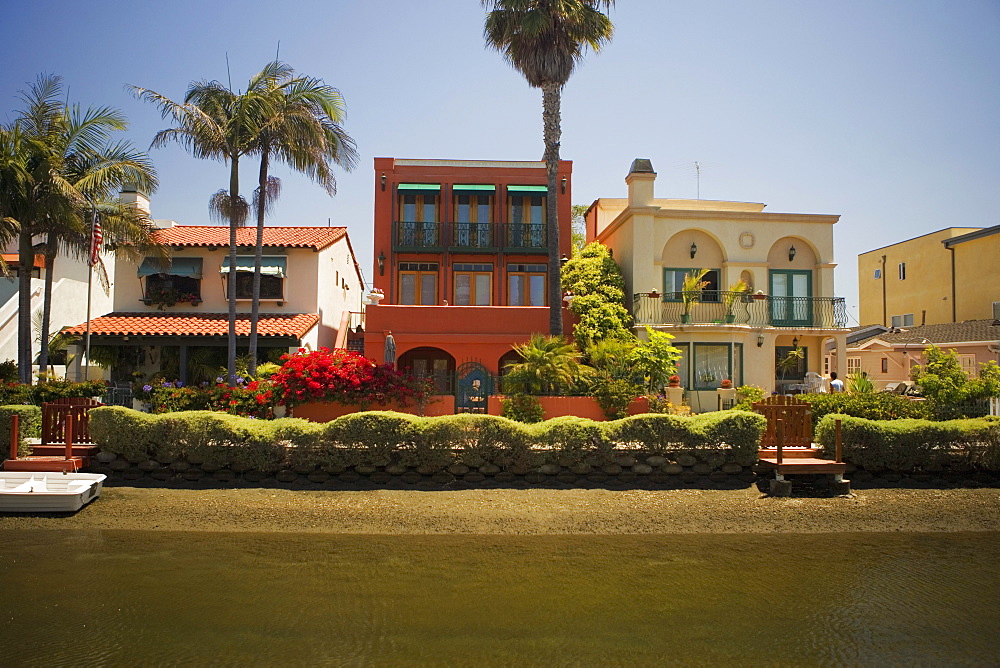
88, 450, 762, 489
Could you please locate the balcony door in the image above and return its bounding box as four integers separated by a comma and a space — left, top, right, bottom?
770, 270, 812, 326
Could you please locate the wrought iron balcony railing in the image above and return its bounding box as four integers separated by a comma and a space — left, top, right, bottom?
450, 222, 495, 249
394, 221, 442, 250
632, 291, 848, 328
505, 223, 547, 249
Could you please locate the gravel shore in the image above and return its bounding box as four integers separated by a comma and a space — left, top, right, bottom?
2, 486, 998, 534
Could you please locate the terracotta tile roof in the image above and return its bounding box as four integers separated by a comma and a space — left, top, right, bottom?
848, 320, 1000, 348
153, 226, 347, 250
65, 312, 319, 338
1, 253, 45, 268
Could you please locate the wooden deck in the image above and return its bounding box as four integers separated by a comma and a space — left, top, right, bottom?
4, 407, 97, 474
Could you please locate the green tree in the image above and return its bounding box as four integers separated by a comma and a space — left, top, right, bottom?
913, 344, 1000, 416
245, 62, 358, 375
629, 327, 683, 395
561, 241, 631, 348
571, 203, 588, 253
483, 0, 615, 337
2, 75, 159, 382
503, 334, 590, 395
131, 63, 283, 385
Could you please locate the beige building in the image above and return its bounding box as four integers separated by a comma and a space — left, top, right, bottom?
66, 192, 364, 383
843, 320, 1000, 391
586, 159, 849, 410
858, 225, 1000, 327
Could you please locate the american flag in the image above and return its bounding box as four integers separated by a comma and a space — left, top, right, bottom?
89, 215, 102, 267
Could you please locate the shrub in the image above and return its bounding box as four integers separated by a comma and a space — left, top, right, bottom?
323, 411, 424, 468
89, 406, 164, 462
0, 360, 18, 383
816, 414, 1000, 471
0, 380, 107, 406
531, 415, 610, 465
148, 380, 276, 418
0, 405, 42, 457
421, 414, 534, 470
592, 377, 642, 419
798, 392, 929, 425
605, 411, 765, 465
733, 385, 765, 412
500, 394, 544, 423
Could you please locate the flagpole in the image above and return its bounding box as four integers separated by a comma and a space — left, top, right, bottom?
82, 200, 96, 381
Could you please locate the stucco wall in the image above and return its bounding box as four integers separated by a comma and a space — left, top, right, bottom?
953, 234, 1000, 321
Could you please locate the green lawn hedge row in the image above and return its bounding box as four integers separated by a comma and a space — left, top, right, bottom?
0, 405, 42, 458
815, 414, 1000, 472
88, 407, 766, 472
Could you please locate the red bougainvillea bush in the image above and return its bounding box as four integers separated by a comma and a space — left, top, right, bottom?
270, 348, 433, 408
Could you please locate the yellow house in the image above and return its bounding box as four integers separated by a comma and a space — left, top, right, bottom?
857, 225, 999, 327
586, 159, 849, 410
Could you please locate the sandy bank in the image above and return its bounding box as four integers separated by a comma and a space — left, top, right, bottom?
1, 486, 998, 534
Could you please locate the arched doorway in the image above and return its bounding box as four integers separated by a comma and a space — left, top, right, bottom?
397, 347, 456, 393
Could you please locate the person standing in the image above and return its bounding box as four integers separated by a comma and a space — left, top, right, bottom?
829, 372, 845, 393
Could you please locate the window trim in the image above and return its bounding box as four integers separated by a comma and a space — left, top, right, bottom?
453, 263, 493, 306
675, 342, 742, 390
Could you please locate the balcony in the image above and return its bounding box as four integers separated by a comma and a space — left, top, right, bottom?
393, 221, 549, 253
633, 291, 848, 329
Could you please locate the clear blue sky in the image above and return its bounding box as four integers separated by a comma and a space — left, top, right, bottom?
3, 0, 998, 324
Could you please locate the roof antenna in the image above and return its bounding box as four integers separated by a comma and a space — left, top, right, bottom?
327, 217, 331, 227
226, 52, 233, 91
695, 161, 701, 200
276, 41, 280, 61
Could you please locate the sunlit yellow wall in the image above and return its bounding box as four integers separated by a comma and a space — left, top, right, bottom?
953, 234, 1000, 321
857, 228, 978, 326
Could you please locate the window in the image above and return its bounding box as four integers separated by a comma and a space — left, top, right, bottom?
769, 270, 813, 325
397, 187, 439, 246
399, 262, 438, 305
507, 189, 547, 247
898, 262, 906, 280
663, 268, 721, 303
881, 357, 889, 374
847, 357, 862, 376
959, 354, 978, 378
873, 268, 882, 279
139, 257, 203, 305
775, 346, 807, 381
454, 189, 494, 248
687, 342, 742, 390
453, 264, 492, 306
890, 314, 914, 328
508, 263, 546, 306
220, 256, 285, 300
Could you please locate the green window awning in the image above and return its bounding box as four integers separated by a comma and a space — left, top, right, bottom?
138, 257, 203, 279
453, 184, 496, 192
397, 183, 441, 191
220, 256, 287, 277
507, 185, 548, 193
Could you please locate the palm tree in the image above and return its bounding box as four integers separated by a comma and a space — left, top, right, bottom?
2, 75, 159, 382
483, 0, 614, 336
131, 64, 283, 385
245, 63, 358, 375
503, 333, 590, 394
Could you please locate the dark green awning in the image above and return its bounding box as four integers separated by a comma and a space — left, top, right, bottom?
220, 256, 287, 277
507, 185, 548, 193
397, 183, 441, 191
453, 184, 496, 192
138, 257, 203, 279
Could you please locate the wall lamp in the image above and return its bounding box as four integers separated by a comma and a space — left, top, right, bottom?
757, 334, 764, 348
561, 177, 567, 194
792, 336, 799, 348
788, 245, 797, 262
690, 242, 698, 259
380, 173, 386, 191
560, 254, 570, 266
377, 251, 385, 276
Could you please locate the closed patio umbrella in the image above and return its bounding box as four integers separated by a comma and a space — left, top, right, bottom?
384, 332, 396, 366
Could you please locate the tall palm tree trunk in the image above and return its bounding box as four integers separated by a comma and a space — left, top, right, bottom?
248, 147, 269, 377
17, 230, 34, 383
542, 82, 563, 336
227, 161, 240, 386
37, 235, 57, 375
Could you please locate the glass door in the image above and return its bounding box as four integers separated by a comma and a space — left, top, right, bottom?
770, 270, 812, 326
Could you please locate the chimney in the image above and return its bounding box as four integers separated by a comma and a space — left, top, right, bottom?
119, 188, 151, 216
625, 158, 656, 207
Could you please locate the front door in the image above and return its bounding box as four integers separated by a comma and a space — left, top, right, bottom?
455, 361, 492, 414
770, 270, 812, 326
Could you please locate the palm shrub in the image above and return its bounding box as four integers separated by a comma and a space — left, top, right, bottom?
503, 334, 590, 395
681, 268, 710, 318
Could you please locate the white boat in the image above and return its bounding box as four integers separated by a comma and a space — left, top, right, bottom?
0, 472, 107, 512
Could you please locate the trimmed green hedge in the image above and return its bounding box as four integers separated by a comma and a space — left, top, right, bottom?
815, 414, 1000, 472
0, 405, 42, 458
88, 407, 767, 472
798, 392, 930, 425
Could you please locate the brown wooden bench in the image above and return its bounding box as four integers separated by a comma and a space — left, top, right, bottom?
40, 397, 103, 446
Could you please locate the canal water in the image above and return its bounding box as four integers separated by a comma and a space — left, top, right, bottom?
2, 530, 998, 666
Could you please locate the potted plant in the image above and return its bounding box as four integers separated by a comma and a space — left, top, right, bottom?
723, 278, 749, 323
668, 374, 681, 388
752, 289, 767, 301
720, 378, 733, 389
366, 287, 384, 305
680, 268, 710, 324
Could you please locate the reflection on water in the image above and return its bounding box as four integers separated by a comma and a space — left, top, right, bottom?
1, 531, 998, 666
